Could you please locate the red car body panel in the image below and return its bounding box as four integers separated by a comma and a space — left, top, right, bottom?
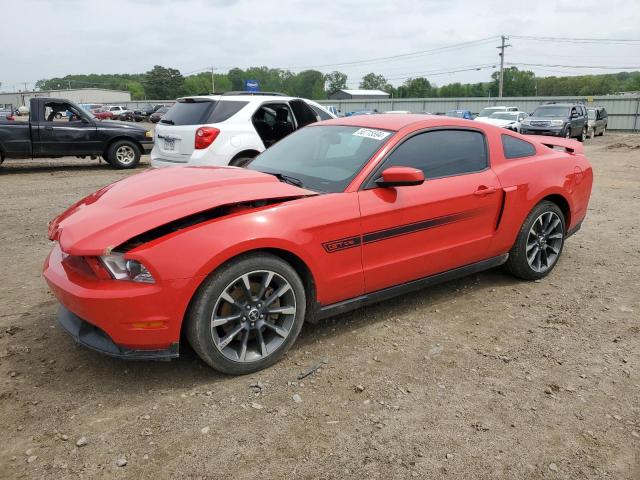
93, 110, 114, 120
43, 114, 593, 354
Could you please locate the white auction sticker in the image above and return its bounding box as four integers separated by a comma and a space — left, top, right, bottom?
352, 128, 391, 141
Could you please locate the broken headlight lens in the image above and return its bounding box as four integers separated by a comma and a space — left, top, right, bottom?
99, 253, 155, 284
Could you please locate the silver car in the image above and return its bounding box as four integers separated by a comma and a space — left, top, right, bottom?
588, 107, 608, 138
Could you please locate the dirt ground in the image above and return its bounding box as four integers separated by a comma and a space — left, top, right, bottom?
0, 133, 638, 479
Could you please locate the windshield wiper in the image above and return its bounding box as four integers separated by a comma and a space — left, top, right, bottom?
268, 172, 304, 188
160, 119, 174, 125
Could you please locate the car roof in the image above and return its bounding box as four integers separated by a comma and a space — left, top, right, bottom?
178, 94, 300, 103
317, 113, 476, 131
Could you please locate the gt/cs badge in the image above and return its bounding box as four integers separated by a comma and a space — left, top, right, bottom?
322, 236, 361, 253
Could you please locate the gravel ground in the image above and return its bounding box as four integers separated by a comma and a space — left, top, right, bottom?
0, 133, 639, 479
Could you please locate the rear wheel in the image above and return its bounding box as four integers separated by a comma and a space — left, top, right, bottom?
599, 126, 606, 137
229, 156, 256, 168
186, 253, 306, 375
106, 140, 140, 169
505, 201, 565, 280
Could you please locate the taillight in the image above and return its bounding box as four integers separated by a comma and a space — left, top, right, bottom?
7, 115, 14, 121
195, 127, 220, 149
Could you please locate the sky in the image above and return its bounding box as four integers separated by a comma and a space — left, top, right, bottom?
1, 0, 639, 92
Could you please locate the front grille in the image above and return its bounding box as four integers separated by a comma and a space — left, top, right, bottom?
531, 121, 551, 127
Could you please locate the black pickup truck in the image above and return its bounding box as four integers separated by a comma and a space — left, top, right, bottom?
0, 97, 154, 169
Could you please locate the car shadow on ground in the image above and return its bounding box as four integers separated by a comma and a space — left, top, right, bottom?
27, 266, 523, 397
0, 158, 150, 175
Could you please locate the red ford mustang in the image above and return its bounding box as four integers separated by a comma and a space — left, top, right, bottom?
44, 115, 593, 374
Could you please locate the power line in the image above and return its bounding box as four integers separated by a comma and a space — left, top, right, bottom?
509, 35, 640, 44
508, 62, 640, 70
279, 36, 500, 70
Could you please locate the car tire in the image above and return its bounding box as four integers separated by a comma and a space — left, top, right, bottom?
589, 127, 595, 139
599, 126, 606, 137
229, 156, 256, 168
564, 127, 572, 139
505, 201, 565, 281
186, 253, 306, 375
106, 140, 140, 169
578, 127, 587, 142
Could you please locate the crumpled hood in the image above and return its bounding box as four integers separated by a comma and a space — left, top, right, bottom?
49, 167, 316, 256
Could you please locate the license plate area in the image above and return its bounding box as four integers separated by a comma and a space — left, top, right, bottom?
163, 138, 175, 151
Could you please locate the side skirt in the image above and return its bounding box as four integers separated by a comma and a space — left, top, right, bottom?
314, 254, 509, 321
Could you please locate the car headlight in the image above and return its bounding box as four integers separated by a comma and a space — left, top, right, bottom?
99, 252, 155, 283
521, 118, 531, 125
550, 120, 564, 126
145, 130, 153, 138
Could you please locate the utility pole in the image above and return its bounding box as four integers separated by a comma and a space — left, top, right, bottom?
497, 35, 511, 98
23, 82, 28, 91
211, 67, 218, 94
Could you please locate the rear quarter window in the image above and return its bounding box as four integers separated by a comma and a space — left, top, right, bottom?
161, 100, 216, 125
161, 100, 248, 125
502, 134, 536, 159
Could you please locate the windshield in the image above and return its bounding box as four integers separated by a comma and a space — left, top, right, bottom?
478, 107, 504, 117
490, 112, 518, 120
533, 106, 570, 117
588, 109, 596, 120
248, 125, 392, 193
77, 104, 96, 119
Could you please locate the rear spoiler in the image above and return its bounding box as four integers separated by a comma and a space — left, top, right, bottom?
536, 136, 583, 155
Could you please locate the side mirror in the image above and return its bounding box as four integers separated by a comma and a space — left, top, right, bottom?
571, 112, 579, 118
376, 167, 424, 188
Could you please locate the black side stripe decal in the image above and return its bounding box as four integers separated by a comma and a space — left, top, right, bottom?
323, 210, 479, 253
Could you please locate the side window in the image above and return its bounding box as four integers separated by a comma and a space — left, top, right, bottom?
502, 134, 536, 159
310, 104, 333, 121
381, 129, 487, 180
289, 99, 319, 127
601, 108, 607, 119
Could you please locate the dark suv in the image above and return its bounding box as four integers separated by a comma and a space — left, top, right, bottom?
520, 103, 588, 142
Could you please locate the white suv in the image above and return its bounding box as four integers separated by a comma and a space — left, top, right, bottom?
150, 93, 336, 167
105, 105, 131, 119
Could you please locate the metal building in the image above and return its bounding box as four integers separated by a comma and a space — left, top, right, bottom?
0, 88, 131, 110
329, 89, 390, 100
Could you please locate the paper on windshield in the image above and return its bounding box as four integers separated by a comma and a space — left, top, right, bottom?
352, 128, 391, 141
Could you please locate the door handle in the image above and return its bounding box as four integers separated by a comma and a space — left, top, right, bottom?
44, 126, 53, 131
473, 186, 497, 196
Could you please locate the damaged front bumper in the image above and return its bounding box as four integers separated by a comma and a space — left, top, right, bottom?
58, 306, 179, 360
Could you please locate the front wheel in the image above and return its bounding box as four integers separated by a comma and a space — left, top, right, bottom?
578, 126, 587, 142
564, 127, 572, 139
505, 201, 565, 280
186, 253, 306, 375
106, 140, 140, 169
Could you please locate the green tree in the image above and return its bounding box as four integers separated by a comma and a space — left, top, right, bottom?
143, 66, 185, 99
289, 70, 326, 99
325, 71, 348, 96
489, 67, 536, 97
360, 73, 392, 92
397, 77, 432, 98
